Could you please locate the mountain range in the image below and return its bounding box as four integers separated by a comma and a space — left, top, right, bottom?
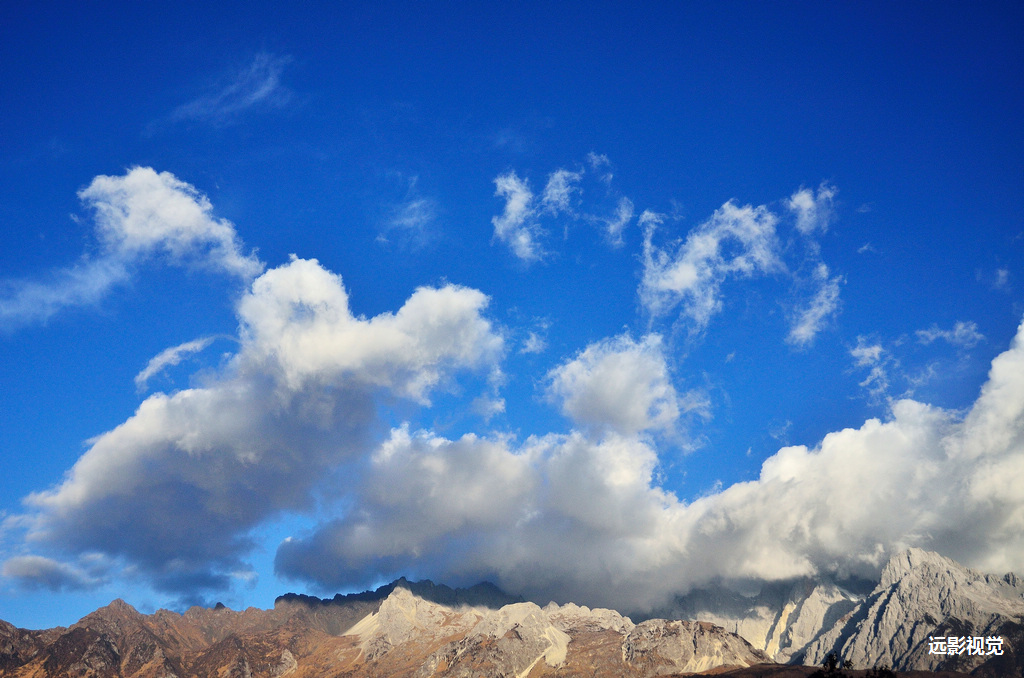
0, 549, 1020, 677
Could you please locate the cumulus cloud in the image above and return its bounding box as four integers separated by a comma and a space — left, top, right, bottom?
640, 202, 783, 330
916, 320, 985, 348
135, 336, 218, 392
169, 53, 292, 125
545, 334, 686, 436
787, 263, 844, 346
0, 167, 262, 327
15, 256, 502, 595
278, 318, 1024, 612
788, 182, 836, 235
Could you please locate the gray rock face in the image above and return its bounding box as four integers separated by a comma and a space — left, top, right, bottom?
663, 548, 1024, 674
802, 547, 1024, 672
660, 577, 868, 663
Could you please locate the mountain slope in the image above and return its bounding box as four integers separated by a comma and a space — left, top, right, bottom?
0, 581, 768, 677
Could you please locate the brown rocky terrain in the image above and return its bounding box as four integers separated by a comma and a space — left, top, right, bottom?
0, 579, 769, 677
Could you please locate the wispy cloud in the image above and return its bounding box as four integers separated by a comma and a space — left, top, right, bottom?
850, 336, 894, 402
135, 336, 219, 393
0, 167, 262, 329
378, 197, 438, 249
639, 202, 783, 331
169, 53, 293, 125
787, 263, 844, 347
601, 197, 634, 247
916, 320, 985, 348
490, 156, 636, 260
541, 169, 582, 215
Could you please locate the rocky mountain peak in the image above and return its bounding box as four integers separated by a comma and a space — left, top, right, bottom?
879, 547, 971, 588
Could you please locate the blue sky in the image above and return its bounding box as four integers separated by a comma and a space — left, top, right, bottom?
1, 2, 1022, 629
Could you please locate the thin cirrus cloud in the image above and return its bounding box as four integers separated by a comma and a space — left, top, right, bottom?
168, 53, 293, 125
377, 197, 440, 250
0, 167, 262, 329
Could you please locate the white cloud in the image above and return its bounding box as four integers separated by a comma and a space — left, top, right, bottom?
16, 256, 502, 594
278, 318, 1024, 611
541, 169, 582, 215
787, 263, 843, 346
545, 334, 697, 437
850, 338, 885, 367
378, 197, 438, 249
134, 336, 218, 392
521, 331, 547, 355
788, 182, 836, 235
0, 257, 130, 327
492, 171, 543, 261
493, 156, 635, 258
0, 167, 262, 328
640, 201, 783, 330
602, 197, 634, 247
850, 336, 893, 401
170, 53, 292, 124
916, 320, 985, 348
79, 168, 263, 278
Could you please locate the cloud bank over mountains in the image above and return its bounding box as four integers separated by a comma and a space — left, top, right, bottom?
3, 167, 1021, 616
